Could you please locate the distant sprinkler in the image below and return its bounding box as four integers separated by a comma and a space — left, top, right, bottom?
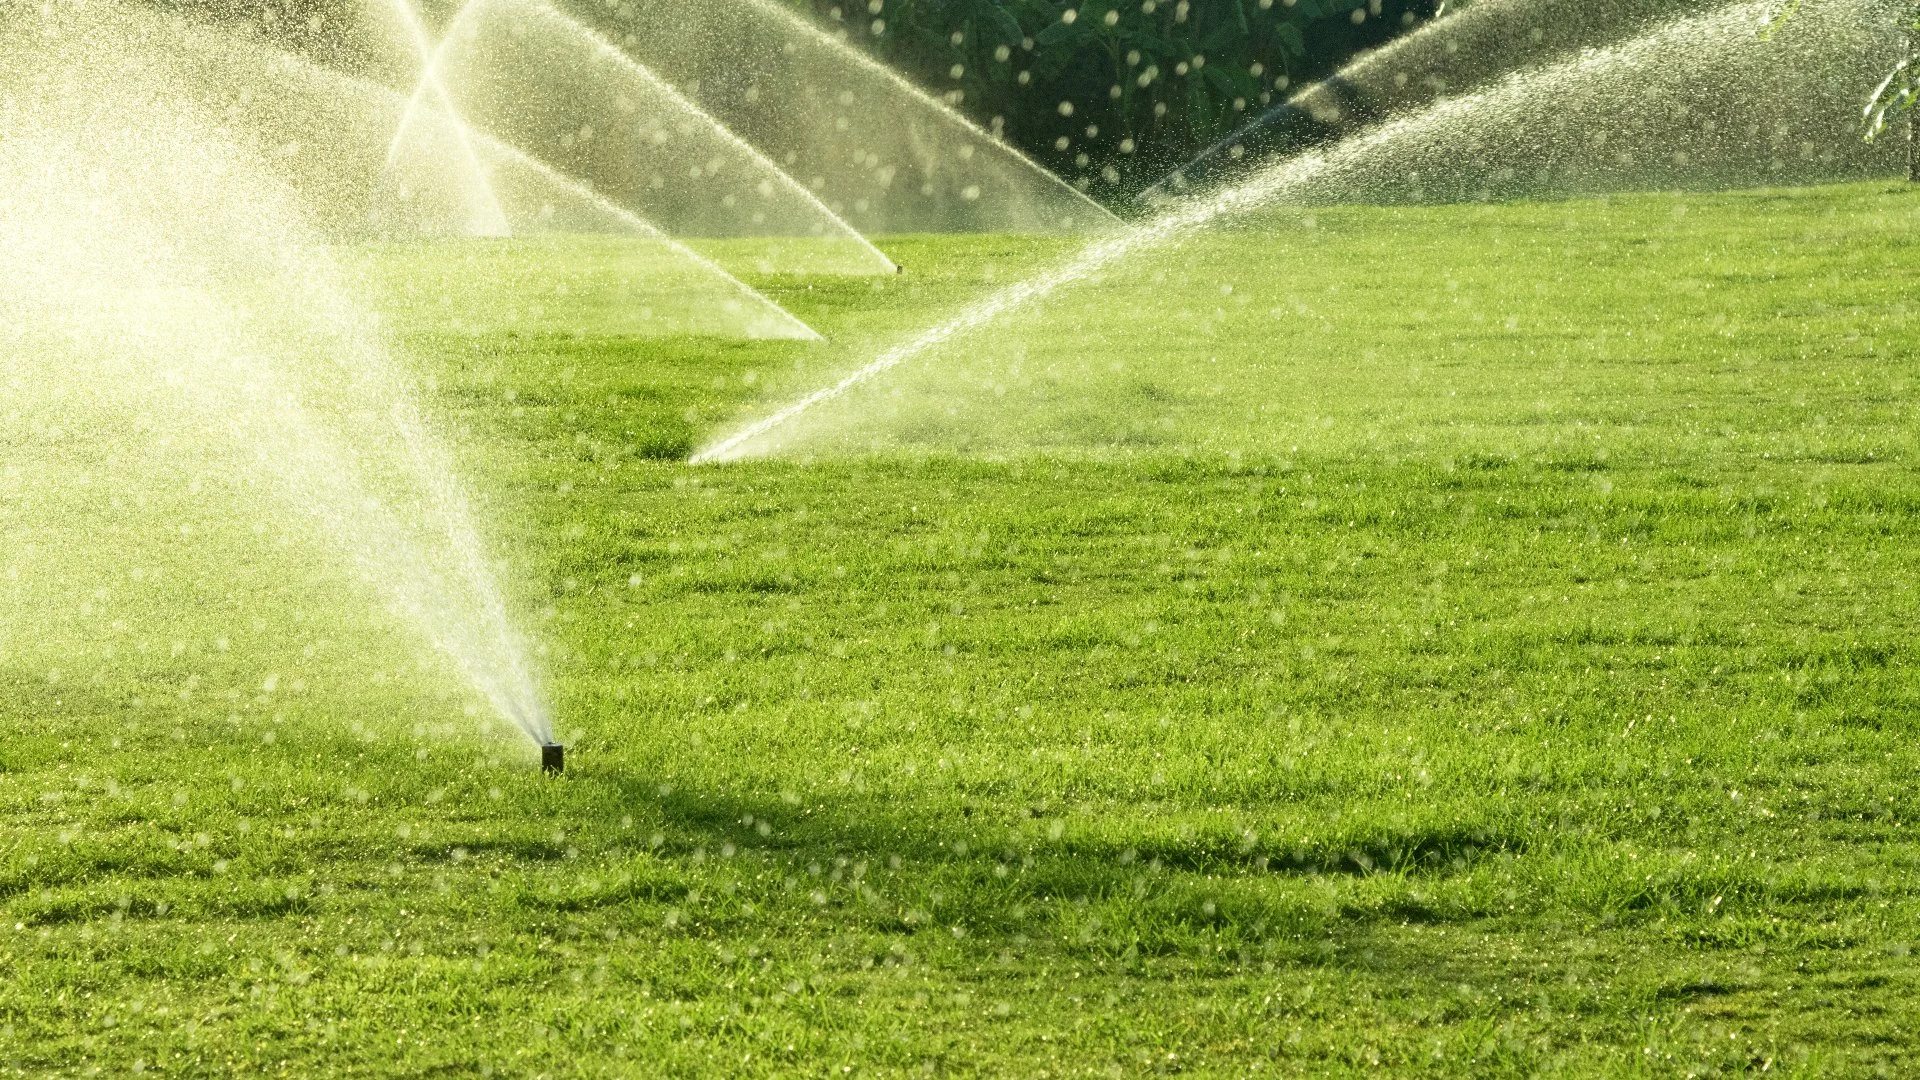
542, 743, 565, 775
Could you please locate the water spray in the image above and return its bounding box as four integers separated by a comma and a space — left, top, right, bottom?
685, 160, 1319, 463
380, 0, 512, 236
458, 0, 899, 274
691, 0, 1903, 463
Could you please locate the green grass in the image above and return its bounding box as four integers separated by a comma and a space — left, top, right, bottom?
5, 183, 1920, 1076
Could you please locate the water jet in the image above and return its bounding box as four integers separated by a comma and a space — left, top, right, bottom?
695, 0, 1904, 464
0, 8, 555, 746
379, 0, 511, 236
422, 0, 898, 275
76, 4, 820, 339
1142, 0, 1736, 201
587, 0, 1118, 234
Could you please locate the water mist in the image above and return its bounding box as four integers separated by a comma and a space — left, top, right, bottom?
695, 0, 1903, 463
0, 19, 554, 747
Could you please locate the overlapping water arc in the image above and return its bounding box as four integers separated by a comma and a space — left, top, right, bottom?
697, 0, 1906, 463
1140, 0, 1740, 203
101, 0, 1109, 298
0, 61, 557, 744
2, 0, 1105, 751
14, 0, 1897, 751
407, 0, 897, 274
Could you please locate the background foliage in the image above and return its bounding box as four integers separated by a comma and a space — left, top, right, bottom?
785, 0, 1437, 200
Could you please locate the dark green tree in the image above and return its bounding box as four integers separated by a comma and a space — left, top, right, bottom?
787, 0, 1434, 199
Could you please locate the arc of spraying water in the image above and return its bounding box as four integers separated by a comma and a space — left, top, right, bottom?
684, 101, 1412, 462
475, 136, 823, 341
1138, 28, 1434, 202
686, 113, 1455, 461
378, 0, 511, 237
695, 0, 1888, 462
728, 0, 1119, 228
1139, 0, 1750, 203
685, 163, 1319, 464
0, 30, 552, 741
253, 44, 822, 340
1137, 21, 1455, 202
438, 0, 899, 274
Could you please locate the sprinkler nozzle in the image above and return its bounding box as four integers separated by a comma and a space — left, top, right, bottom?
541, 743, 565, 775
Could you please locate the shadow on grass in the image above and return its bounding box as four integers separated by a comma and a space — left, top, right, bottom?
466, 764, 1541, 959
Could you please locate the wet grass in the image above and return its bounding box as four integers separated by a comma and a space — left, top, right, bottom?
5, 184, 1920, 1076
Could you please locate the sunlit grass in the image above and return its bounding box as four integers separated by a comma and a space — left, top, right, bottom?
4, 184, 1919, 1076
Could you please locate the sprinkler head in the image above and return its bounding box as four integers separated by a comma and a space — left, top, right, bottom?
541, 743, 565, 775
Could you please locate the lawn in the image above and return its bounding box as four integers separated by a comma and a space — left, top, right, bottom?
4, 182, 1920, 1076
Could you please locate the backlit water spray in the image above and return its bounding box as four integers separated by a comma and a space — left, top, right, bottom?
692, 0, 1896, 462
684, 174, 1312, 463
1, 23, 553, 748
380, 0, 511, 236
720, 0, 1114, 231
1141, 0, 1732, 200
581, 0, 1116, 234
426, 0, 898, 272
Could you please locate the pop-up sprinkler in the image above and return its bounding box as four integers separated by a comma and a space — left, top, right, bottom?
541, 743, 564, 775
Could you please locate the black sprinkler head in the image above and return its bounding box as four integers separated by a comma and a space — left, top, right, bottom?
542, 743, 565, 775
